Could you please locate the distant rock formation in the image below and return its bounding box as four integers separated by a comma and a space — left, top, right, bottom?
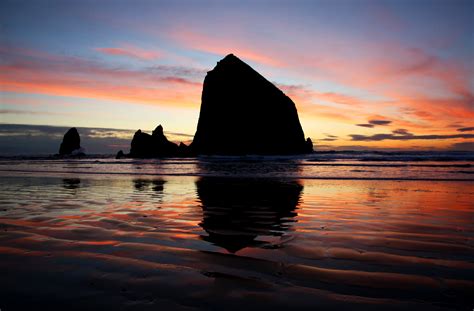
129, 125, 182, 158
58, 127, 85, 156
191, 54, 312, 155
306, 137, 313, 152
115, 150, 125, 159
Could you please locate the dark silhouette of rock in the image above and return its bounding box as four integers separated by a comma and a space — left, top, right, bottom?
115, 150, 125, 159
129, 125, 179, 158
178, 142, 191, 156
191, 54, 313, 155
196, 177, 302, 253
58, 127, 84, 155
306, 137, 313, 151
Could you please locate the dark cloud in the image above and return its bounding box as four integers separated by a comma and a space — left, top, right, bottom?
319, 138, 337, 141
356, 120, 392, 128
392, 128, 413, 136
447, 122, 465, 128
166, 131, 194, 138
350, 133, 474, 141
368, 120, 392, 126
356, 124, 375, 128
457, 127, 474, 132
323, 133, 338, 138
450, 142, 474, 151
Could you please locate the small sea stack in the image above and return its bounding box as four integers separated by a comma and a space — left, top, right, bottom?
58, 127, 85, 156
129, 124, 184, 158
115, 150, 125, 159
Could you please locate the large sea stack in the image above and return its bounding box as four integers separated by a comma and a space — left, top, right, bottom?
58, 127, 84, 155
191, 54, 312, 155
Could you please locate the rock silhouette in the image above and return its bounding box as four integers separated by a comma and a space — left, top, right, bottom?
196, 177, 302, 253
306, 137, 313, 151
58, 127, 84, 155
115, 150, 125, 159
191, 54, 312, 155
129, 125, 180, 158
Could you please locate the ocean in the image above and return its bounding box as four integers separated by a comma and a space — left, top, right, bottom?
0, 151, 473, 310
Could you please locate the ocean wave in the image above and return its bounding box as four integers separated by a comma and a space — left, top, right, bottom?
1, 151, 473, 162
1, 169, 473, 181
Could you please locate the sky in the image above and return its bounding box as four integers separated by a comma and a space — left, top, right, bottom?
1, 0, 473, 154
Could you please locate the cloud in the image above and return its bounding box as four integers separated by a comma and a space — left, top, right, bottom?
356, 124, 375, 128
276, 83, 368, 107
457, 127, 474, 132
0, 109, 70, 116
392, 128, 413, 136
165, 131, 194, 138
356, 119, 392, 128
369, 120, 392, 126
0, 45, 203, 108
168, 28, 283, 67
96, 45, 160, 61
350, 133, 474, 141
148, 65, 207, 79
450, 142, 474, 151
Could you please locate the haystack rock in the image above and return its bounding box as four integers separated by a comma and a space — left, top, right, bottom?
191, 54, 313, 155
59, 127, 85, 155
129, 125, 180, 158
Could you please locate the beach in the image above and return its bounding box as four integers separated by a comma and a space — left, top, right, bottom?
0, 155, 473, 310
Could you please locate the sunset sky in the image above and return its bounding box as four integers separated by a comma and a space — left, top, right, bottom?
1, 0, 473, 153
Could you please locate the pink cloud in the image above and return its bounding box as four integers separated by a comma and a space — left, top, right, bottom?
96, 44, 161, 61
0, 46, 202, 108
168, 29, 283, 67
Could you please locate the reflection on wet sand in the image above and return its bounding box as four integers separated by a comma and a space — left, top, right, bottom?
197, 158, 302, 177
0, 176, 473, 310
196, 177, 302, 253
62, 178, 81, 190
132, 179, 167, 203
133, 179, 166, 193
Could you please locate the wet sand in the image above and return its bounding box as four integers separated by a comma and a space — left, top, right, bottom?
0, 175, 473, 310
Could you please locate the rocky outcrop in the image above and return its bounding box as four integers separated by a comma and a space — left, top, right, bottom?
306, 138, 313, 152
178, 142, 191, 157
191, 54, 313, 155
115, 150, 125, 159
129, 125, 181, 158
59, 127, 85, 155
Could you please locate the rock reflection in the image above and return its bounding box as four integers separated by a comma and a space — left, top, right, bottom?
132, 179, 166, 201
133, 179, 165, 192
62, 178, 81, 190
196, 158, 302, 178
196, 177, 302, 253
